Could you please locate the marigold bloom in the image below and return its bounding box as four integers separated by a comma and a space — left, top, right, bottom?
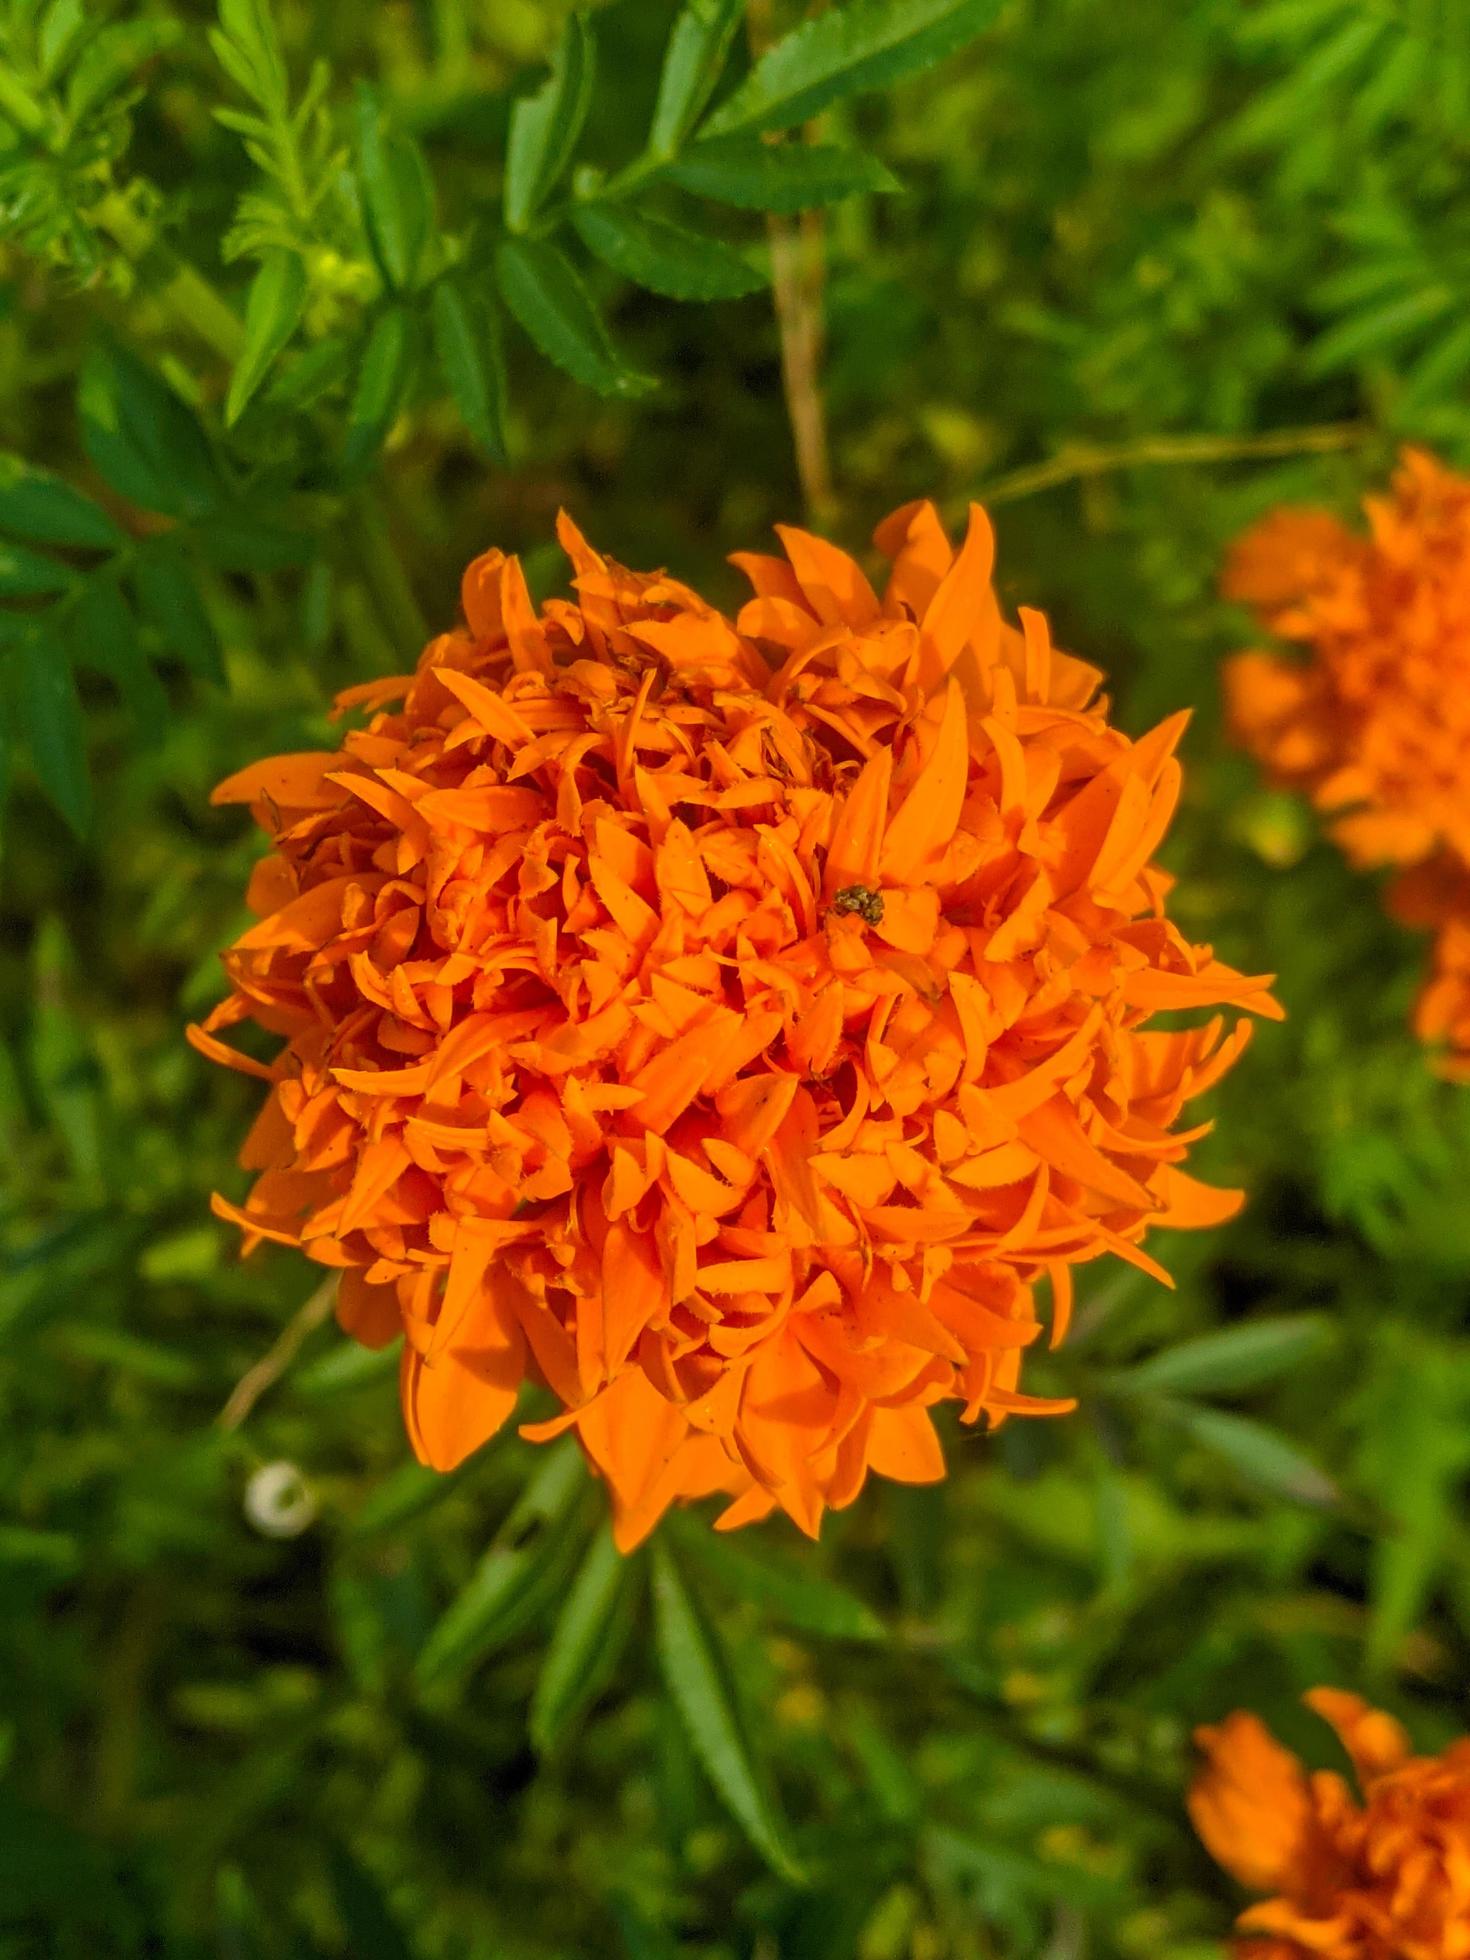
1224, 449, 1470, 1075
195, 501, 1278, 1548
1192, 1689, 1470, 1959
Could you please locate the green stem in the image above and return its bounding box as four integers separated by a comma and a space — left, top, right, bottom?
349, 493, 428, 651
95, 193, 245, 366
976, 422, 1369, 508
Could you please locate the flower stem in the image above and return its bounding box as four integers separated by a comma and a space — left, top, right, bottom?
976, 422, 1369, 508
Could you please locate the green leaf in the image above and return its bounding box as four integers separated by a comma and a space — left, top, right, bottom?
413, 1442, 589, 1686
530, 1528, 635, 1755
1307, 286, 1454, 375
1108, 1315, 1330, 1398
325, 1845, 415, 1960
64, 18, 178, 123
675, 1524, 886, 1640
1161, 1401, 1339, 1508
702, 0, 1001, 137
69, 572, 168, 737
924, 1825, 1124, 1911
495, 238, 654, 397
191, 514, 312, 573
0, 542, 74, 598
571, 204, 765, 301
355, 87, 436, 292
131, 546, 222, 683
650, 1538, 802, 1881
0, 455, 121, 550
341, 307, 417, 479
430, 279, 510, 463
667, 135, 900, 210
79, 344, 224, 521
38, 0, 89, 84
226, 251, 308, 425
504, 13, 596, 232
649, 0, 746, 157
10, 629, 90, 834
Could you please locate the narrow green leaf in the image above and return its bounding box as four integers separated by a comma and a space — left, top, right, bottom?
79, 344, 224, 521
11, 629, 90, 834
341, 307, 417, 479
0, 541, 74, 598
38, 0, 89, 84
702, 0, 1001, 138
675, 1524, 885, 1640
413, 1442, 589, 1686
495, 238, 653, 398
69, 572, 168, 737
226, 251, 308, 425
651, 1539, 802, 1881
667, 135, 900, 210
650, 0, 746, 157
64, 18, 178, 122
1109, 1315, 1330, 1399
504, 14, 596, 232
131, 545, 222, 683
430, 280, 510, 463
1307, 286, 1454, 376
0, 455, 121, 549
1162, 1401, 1339, 1508
355, 87, 435, 291
325, 1845, 415, 1960
530, 1528, 634, 1754
572, 204, 764, 301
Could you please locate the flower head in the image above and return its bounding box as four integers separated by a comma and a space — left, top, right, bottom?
195, 501, 1278, 1548
1224, 449, 1470, 1073
1192, 1689, 1470, 1960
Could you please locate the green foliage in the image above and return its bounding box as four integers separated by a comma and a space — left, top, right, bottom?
4, 0, 1470, 1954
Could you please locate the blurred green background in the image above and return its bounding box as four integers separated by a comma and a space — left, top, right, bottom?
4, 0, 1470, 1954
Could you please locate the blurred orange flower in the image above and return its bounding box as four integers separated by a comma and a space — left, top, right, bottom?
1192, 1689, 1470, 1960
1224, 449, 1470, 1076
195, 501, 1278, 1548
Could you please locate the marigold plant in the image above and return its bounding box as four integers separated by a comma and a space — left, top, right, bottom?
1191, 1689, 1470, 1959
195, 502, 1279, 1548
1224, 449, 1470, 1077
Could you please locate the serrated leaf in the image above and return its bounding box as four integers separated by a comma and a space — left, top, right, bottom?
1109, 1315, 1330, 1398
667, 135, 899, 210
341, 307, 416, 479
413, 1442, 589, 1686
530, 1527, 634, 1754
69, 572, 168, 737
651, 1539, 802, 1881
571, 204, 765, 301
11, 629, 90, 834
650, 0, 747, 157
504, 13, 596, 232
495, 238, 653, 397
79, 344, 224, 521
131, 545, 222, 683
355, 87, 435, 291
702, 0, 1001, 138
0, 455, 121, 550
226, 251, 308, 425
675, 1524, 885, 1640
0, 541, 74, 598
1162, 1401, 1339, 1508
431, 280, 510, 463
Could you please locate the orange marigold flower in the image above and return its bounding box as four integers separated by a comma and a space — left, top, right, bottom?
1192, 1689, 1470, 1960
1223, 448, 1470, 1074
195, 501, 1279, 1549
